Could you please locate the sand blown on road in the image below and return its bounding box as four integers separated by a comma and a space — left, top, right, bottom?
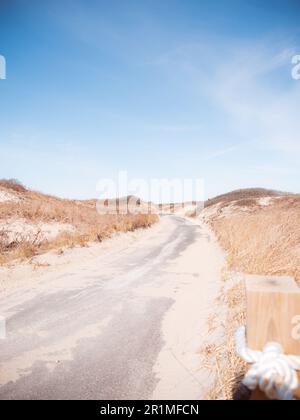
0, 215, 225, 400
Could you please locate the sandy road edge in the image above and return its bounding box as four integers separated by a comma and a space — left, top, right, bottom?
149, 217, 226, 399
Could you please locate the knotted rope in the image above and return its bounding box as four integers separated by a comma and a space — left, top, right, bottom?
235, 326, 300, 400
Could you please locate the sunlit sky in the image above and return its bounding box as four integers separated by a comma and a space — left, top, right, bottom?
0, 0, 300, 200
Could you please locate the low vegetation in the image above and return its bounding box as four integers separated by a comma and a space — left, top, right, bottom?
0, 179, 158, 265
201, 188, 300, 399
0, 178, 27, 193
204, 187, 287, 209
209, 194, 300, 283
204, 277, 246, 400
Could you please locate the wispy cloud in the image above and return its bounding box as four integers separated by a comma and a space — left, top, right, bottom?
209, 44, 300, 154
152, 37, 300, 155
202, 144, 242, 161
148, 124, 204, 133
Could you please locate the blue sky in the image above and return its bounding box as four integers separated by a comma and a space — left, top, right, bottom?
0, 0, 300, 200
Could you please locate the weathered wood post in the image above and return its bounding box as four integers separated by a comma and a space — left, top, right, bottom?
246, 275, 300, 400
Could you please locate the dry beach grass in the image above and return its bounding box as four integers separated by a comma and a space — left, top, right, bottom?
204, 277, 247, 400
201, 188, 300, 399
210, 195, 300, 283
0, 179, 158, 264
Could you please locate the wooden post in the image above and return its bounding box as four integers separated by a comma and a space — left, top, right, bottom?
246, 275, 300, 400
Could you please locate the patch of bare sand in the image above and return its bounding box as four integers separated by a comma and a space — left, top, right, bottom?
0, 190, 20, 203
0, 217, 167, 294
0, 219, 74, 246
138, 219, 225, 399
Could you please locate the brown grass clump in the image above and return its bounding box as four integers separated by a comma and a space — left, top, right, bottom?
0, 178, 27, 193
211, 196, 300, 283
234, 198, 258, 208
205, 276, 247, 400
0, 181, 159, 265
14, 243, 38, 260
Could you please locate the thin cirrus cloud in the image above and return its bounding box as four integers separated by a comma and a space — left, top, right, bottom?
209, 45, 300, 154
151, 38, 300, 156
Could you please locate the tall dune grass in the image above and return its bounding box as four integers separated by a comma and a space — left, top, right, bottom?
211, 196, 300, 283
0, 182, 158, 264
205, 194, 300, 399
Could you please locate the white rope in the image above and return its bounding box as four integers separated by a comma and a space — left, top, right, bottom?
235, 326, 300, 400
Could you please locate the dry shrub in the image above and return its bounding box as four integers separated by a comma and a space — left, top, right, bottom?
0, 253, 7, 265
14, 243, 37, 260
211, 196, 300, 283
205, 277, 247, 400
0, 179, 27, 193
48, 231, 90, 250
0, 184, 159, 264
234, 198, 258, 207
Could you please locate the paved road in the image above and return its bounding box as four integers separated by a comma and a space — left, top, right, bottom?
0, 215, 222, 400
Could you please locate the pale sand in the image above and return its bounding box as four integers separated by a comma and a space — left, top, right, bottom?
0, 190, 19, 203
0, 216, 225, 399
0, 218, 74, 246
147, 219, 225, 399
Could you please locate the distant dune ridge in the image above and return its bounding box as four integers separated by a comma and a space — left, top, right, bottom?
0, 179, 158, 264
